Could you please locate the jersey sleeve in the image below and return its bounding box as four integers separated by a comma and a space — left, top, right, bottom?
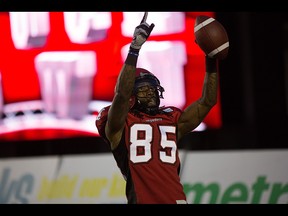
160, 106, 183, 122
95, 105, 111, 142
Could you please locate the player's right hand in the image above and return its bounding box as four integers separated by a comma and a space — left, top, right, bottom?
130, 12, 155, 51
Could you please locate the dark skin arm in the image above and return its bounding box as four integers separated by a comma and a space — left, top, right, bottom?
105, 62, 136, 150
177, 57, 218, 141
104, 12, 154, 150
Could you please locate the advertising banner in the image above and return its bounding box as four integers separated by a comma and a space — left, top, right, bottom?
42, 153, 126, 204
1, 149, 287, 204
0, 156, 59, 204
180, 149, 288, 204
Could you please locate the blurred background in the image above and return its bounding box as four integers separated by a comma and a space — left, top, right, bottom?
0, 12, 287, 204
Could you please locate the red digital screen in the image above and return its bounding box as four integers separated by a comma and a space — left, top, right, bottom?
0, 12, 221, 141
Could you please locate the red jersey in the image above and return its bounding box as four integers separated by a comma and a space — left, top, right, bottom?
95, 105, 187, 204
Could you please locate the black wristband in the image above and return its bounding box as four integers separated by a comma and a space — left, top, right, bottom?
129, 47, 139, 55
125, 53, 138, 66
128, 50, 139, 57
125, 47, 140, 66
205, 56, 218, 73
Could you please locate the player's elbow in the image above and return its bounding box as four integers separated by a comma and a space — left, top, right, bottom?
208, 98, 217, 107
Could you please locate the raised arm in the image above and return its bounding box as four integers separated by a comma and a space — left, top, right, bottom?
105, 12, 155, 150
177, 56, 218, 140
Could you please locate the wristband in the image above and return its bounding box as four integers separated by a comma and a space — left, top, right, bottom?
128, 50, 139, 57
129, 47, 140, 56
125, 53, 138, 66
205, 56, 218, 73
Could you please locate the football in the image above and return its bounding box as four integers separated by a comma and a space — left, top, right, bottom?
194, 15, 229, 60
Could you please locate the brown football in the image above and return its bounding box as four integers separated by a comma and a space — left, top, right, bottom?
194, 15, 229, 60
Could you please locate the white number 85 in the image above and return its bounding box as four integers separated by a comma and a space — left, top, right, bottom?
129, 124, 177, 164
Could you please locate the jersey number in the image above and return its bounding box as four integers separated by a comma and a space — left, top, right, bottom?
129, 124, 177, 164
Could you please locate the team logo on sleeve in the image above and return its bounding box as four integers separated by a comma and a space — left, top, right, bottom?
163, 108, 173, 113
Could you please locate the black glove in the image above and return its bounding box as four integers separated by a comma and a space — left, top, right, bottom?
129, 12, 155, 54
